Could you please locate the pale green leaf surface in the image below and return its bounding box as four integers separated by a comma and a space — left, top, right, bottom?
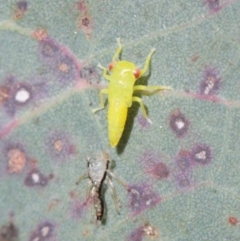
0, 0, 240, 240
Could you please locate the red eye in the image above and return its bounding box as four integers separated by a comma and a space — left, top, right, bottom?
108, 62, 115, 71
133, 68, 140, 79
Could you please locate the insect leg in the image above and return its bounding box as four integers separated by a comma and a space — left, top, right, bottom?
139, 48, 156, 77
112, 38, 122, 61
98, 64, 111, 81
76, 175, 93, 216
133, 85, 172, 94
105, 175, 122, 214
75, 172, 88, 185
89, 186, 96, 223
132, 96, 152, 124
106, 170, 128, 190
86, 181, 93, 205
92, 89, 108, 113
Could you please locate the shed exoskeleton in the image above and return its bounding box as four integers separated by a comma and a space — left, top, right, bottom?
76, 152, 126, 221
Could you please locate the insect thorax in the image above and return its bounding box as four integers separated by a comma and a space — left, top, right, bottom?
112, 61, 136, 72
88, 157, 108, 185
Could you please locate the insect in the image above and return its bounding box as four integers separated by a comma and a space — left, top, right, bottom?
93, 39, 171, 148
76, 152, 125, 221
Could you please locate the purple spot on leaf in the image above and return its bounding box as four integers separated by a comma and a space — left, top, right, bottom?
76, 2, 93, 39
200, 66, 221, 95
127, 225, 145, 241
40, 38, 60, 58
46, 130, 75, 162
80, 64, 100, 85
127, 223, 159, 241
24, 169, 49, 187
70, 199, 87, 220
204, 0, 221, 11
139, 150, 169, 180
81, 17, 90, 27
169, 109, 189, 138
137, 114, 150, 129
38, 38, 81, 86
178, 176, 190, 187
127, 183, 160, 215
190, 143, 212, 165
147, 162, 169, 180
29, 221, 55, 241
175, 172, 191, 190
17, 1, 28, 11
175, 151, 192, 171
2, 76, 32, 115
14, 0, 28, 19
0, 222, 19, 241
0, 75, 47, 116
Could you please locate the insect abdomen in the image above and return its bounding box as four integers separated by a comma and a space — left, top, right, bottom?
93, 192, 103, 220
108, 99, 128, 147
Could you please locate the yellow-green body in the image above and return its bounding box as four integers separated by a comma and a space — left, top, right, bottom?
93, 39, 171, 148
107, 61, 136, 147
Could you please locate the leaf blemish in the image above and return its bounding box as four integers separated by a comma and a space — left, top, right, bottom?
76, 0, 93, 38
204, 0, 221, 12
173, 150, 195, 190
127, 222, 159, 241
38, 38, 81, 85
0, 86, 10, 104
14, 1, 28, 19
29, 221, 55, 241
16, 1, 28, 11
24, 169, 49, 187
142, 223, 159, 239
1, 76, 33, 116
80, 65, 100, 85
228, 216, 238, 226
39, 38, 60, 59
7, 147, 27, 174
70, 199, 87, 220
76, 0, 88, 13
46, 130, 75, 162
81, 17, 90, 27
200, 66, 221, 96
175, 172, 191, 190
169, 109, 190, 138
32, 28, 48, 41
0, 222, 19, 241
137, 114, 150, 129
190, 143, 212, 165
139, 150, 170, 180
175, 150, 192, 172
2, 142, 28, 175
7, 83, 32, 114
127, 183, 161, 215
147, 162, 170, 180
127, 225, 145, 241
56, 56, 79, 84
